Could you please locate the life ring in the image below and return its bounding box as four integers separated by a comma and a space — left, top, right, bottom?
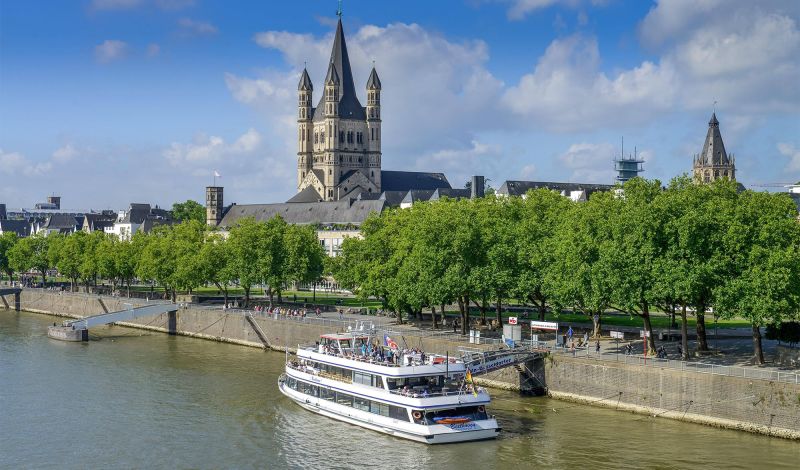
412, 411, 423, 420
478, 405, 485, 413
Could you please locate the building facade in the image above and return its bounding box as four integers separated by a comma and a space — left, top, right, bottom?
693, 112, 736, 183
295, 17, 382, 202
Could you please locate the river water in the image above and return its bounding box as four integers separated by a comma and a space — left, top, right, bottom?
1, 311, 797, 469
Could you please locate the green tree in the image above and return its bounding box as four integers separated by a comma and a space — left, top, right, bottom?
170, 220, 206, 295
546, 192, 613, 338
0, 232, 19, 281
116, 237, 139, 297
136, 226, 178, 301
715, 191, 800, 364
95, 234, 120, 291
54, 232, 86, 292
284, 224, 326, 293
9, 233, 51, 285
79, 231, 105, 292
227, 217, 265, 307
172, 200, 206, 224
198, 232, 236, 306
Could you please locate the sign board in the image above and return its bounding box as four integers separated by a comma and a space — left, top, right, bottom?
503, 324, 522, 342
508, 317, 518, 325
610, 331, 624, 339
530, 321, 558, 331
640, 329, 651, 338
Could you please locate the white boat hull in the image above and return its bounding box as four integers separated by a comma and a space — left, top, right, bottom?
279, 380, 500, 444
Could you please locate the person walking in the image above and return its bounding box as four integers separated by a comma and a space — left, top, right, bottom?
595, 340, 601, 354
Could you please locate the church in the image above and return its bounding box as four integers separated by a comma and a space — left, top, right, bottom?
692, 112, 736, 183
288, 16, 452, 203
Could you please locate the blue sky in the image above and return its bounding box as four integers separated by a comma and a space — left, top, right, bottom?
1, 0, 799, 209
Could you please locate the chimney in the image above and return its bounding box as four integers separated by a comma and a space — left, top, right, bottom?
471, 176, 485, 199
0, 204, 6, 220
47, 196, 61, 210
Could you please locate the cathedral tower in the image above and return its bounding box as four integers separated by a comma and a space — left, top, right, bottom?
693, 112, 736, 183
294, 16, 382, 202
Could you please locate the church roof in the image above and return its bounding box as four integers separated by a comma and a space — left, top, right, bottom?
380, 170, 452, 192
313, 18, 366, 122
325, 61, 340, 85
219, 198, 387, 228
367, 67, 381, 90
298, 68, 313, 91
698, 112, 731, 166
286, 185, 323, 203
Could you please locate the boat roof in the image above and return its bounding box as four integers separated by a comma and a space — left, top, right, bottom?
320, 333, 369, 341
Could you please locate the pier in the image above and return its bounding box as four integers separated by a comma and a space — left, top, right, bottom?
0, 287, 22, 311
47, 302, 179, 342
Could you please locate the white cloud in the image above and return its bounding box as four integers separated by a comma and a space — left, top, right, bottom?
91, 0, 142, 10
503, 0, 607, 20
778, 143, 800, 173
0, 149, 53, 176
146, 43, 160, 57
95, 39, 128, 63
178, 18, 218, 36
520, 164, 537, 179
155, 0, 194, 10
558, 142, 617, 183
163, 128, 262, 166
52, 144, 78, 163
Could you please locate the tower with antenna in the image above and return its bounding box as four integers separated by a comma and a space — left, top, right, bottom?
614, 137, 644, 184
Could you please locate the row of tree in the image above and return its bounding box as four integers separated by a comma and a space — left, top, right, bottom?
331, 177, 800, 363
0, 217, 325, 307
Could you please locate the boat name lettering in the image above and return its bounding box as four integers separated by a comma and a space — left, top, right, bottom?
449, 422, 478, 431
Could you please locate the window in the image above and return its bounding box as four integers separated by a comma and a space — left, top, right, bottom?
370, 401, 389, 417
339, 131, 345, 143
389, 405, 409, 422
336, 392, 353, 407
353, 371, 373, 386
314, 132, 318, 144
320, 387, 336, 401
353, 397, 370, 412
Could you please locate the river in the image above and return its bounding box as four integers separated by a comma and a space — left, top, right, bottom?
1, 311, 797, 469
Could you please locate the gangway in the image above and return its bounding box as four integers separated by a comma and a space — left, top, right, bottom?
47, 302, 179, 342
460, 346, 549, 395
0, 287, 22, 311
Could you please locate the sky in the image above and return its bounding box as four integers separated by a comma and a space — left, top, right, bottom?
1, 0, 799, 210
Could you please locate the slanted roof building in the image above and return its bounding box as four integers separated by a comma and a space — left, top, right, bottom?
497, 180, 614, 201
693, 112, 736, 183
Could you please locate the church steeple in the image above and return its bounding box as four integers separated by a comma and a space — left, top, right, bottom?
693, 111, 736, 183
314, 17, 365, 120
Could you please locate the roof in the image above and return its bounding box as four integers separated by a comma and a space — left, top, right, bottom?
497, 180, 615, 197
401, 190, 436, 204
325, 61, 340, 85
313, 18, 366, 122
429, 188, 471, 201
298, 68, 313, 91
219, 198, 387, 228
0, 219, 30, 237
380, 170, 452, 192
367, 67, 381, 90
286, 186, 323, 203
378, 190, 408, 207
44, 213, 81, 230
698, 112, 731, 166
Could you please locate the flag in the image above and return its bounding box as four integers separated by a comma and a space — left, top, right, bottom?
384, 334, 398, 349
465, 369, 473, 384
465, 369, 478, 396
213, 170, 221, 178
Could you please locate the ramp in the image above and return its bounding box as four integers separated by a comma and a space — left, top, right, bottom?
460, 347, 547, 376
48, 303, 179, 342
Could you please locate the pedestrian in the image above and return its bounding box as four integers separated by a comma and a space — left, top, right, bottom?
583, 332, 589, 347
562, 333, 567, 349
595, 340, 601, 354
570, 341, 576, 356
339, 310, 344, 321
677, 344, 682, 358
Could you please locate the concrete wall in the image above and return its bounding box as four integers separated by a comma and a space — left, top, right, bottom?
12, 290, 800, 439
545, 355, 800, 439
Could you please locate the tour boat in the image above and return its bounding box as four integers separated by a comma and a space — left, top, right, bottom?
278, 328, 501, 444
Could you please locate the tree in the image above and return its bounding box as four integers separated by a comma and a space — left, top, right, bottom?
172, 200, 206, 224
547, 192, 614, 339
227, 217, 265, 307
605, 178, 666, 354
0, 232, 19, 281
515, 189, 572, 321
198, 232, 236, 306
9, 233, 51, 285
136, 226, 178, 301
284, 224, 326, 293
170, 220, 206, 295
54, 232, 85, 292
79, 231, 105, 292
116, 237, 139, 297
715, 190, 800, 364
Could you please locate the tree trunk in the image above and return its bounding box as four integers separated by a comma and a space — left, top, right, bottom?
41, 270, 46, 287
277, 289, 283, 304
244, 286, 251, 308
127, 280, 131, 298
495, 292, 502, 326
313, 281, 316, 302
680, 303, 689, 360
537, 300, 546, 322
752, 324, 765, 365
441, 303, 446, 329
642, 303, 656, 355
696, 306, 709, 351
591, 312, 602, 338
432, 306, 438, 329
267, 287, 274, 308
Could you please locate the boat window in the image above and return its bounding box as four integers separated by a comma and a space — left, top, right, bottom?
423, 406, 488, 425
339, 339, 351, 350
320, 388, 336, 401
370, 401, 390, 417
336, 393, 353, 407
353, 371, 374, 386
353, 397, 370, 412
389, 405, 409, 422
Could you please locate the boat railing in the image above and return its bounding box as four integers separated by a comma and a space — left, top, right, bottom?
303, 345, 463, 368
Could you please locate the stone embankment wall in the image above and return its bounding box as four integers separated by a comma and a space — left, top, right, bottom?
10, 290, 799, 439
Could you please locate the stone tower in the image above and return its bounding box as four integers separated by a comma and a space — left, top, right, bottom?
295, 17, 382, 202
693, 112, 736, 183
205, 186, 223, 227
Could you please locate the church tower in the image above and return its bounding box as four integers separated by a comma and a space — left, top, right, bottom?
693, 112, 736, 183
294, 15, 382, 202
